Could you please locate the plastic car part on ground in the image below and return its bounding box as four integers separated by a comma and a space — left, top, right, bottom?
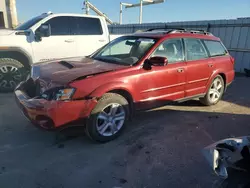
202, 136, 250, 178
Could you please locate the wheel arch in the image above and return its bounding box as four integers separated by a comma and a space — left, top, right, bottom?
206, 70, 227, 92
108, 89, 135, 116
0, 47, 33, 70
88, 82, 135, 117
218, 73, 226, 91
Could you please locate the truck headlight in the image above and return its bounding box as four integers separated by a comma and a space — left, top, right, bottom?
55, 88, 75, 101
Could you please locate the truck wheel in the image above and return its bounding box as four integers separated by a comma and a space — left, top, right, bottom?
200, 75, 225, 106
0, 58, 26, 92
85, 93, 130, 143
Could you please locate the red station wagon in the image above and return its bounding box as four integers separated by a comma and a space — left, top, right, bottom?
15, 28, 235, 142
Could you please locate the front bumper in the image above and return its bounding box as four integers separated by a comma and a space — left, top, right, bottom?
14, 82, 97, 130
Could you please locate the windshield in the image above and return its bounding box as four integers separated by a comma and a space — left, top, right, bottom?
15, 14, 48, 30
92, 36, 156, 66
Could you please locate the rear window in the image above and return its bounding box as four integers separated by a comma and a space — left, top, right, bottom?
203, 40, 227, 57
71, 17, 103, 35
184, 38, 208, 61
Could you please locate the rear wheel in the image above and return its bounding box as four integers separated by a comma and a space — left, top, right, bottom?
85, 93, 129, 143
0, 58, 27, 92
200, 75, 225, 106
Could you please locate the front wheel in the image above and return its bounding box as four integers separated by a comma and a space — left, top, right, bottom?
200, 75, 225, 106
85, 93, 130, 143
0, 58, 27, 92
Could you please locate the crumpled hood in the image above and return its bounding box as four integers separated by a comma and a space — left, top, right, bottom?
0, 29, 15, 36
32, 57, 127, 92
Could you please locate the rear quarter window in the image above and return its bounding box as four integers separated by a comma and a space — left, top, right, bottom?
203, 40, 228, 57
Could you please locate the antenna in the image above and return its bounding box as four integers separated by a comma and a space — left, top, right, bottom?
120, 0, 165, 24
83, 0, 113, 25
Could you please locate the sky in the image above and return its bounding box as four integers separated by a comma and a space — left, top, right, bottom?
16, 0, 250, 24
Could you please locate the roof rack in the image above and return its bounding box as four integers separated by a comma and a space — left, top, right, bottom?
145, 27, 213, 36
146, 27, 186, 32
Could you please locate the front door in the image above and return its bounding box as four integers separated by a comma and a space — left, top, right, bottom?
32, 16, 76, 63
135, 38, 186, 109
184, 38, 213, 97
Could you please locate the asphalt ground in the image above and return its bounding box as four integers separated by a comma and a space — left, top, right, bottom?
0, 77, 249, 188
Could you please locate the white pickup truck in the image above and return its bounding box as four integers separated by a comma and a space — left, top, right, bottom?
0, 12, 121, 92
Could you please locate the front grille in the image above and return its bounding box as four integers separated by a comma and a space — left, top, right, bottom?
21, 78, 41, 98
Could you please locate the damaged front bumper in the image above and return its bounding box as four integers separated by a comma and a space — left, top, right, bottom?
14, 81, 97, 130
202, 136, 250, 178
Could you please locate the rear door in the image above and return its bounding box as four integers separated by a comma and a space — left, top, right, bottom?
70, 16, 109, 57
184, 38, 214, 97
32, 16, 76, 62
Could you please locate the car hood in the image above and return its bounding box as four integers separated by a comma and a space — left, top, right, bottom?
32, 57, 127, 91
0, 29, 15, 36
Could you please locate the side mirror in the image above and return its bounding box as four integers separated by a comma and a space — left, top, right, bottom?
35, 24, 51, 41
143, 56, 168, 70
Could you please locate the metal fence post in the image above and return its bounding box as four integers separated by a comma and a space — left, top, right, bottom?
207, 23, 211, 32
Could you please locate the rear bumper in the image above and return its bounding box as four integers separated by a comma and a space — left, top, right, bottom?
226, 70, 235, 85
15, 83, 97, 130
224, 70, 235, 91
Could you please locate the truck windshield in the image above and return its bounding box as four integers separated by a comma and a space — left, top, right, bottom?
92, 36, 156, 66
15, 14, 48, 30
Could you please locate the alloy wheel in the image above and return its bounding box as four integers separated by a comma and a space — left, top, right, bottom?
208, 77, 223, 103
96, 103, 125, 137
0, 65, 23, 90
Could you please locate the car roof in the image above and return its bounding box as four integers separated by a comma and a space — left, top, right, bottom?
47, 13, 103, 19
131, 30, 220, 41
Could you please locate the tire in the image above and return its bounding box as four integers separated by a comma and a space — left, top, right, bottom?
200, 75, 225, 106
0, 58, 27, 92
85, 93, 130, 143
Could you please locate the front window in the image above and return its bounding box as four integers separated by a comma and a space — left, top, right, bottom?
92, 36, 156, 66
151, 38, 184, 64
15, 14, 48, 30
44, 16, 70, 36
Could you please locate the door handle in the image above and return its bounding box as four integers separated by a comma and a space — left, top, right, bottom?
177, 68, 184, 73
99, 39, 106, 42
65, 39, 74, 43
208, 64, 214, 68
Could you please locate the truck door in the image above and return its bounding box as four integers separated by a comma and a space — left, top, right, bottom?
32, 16, 76, 63
70, 16, 109, 57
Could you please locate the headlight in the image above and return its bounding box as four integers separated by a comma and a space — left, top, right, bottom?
55, 88, 75, 101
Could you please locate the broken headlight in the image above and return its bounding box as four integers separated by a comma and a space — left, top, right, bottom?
55, 88, 75, 101
41, 88, 75, 101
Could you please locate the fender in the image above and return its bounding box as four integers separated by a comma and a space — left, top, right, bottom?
88, 81, 135, 101
0, 47, 33, 67
205, 69, 227, 92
